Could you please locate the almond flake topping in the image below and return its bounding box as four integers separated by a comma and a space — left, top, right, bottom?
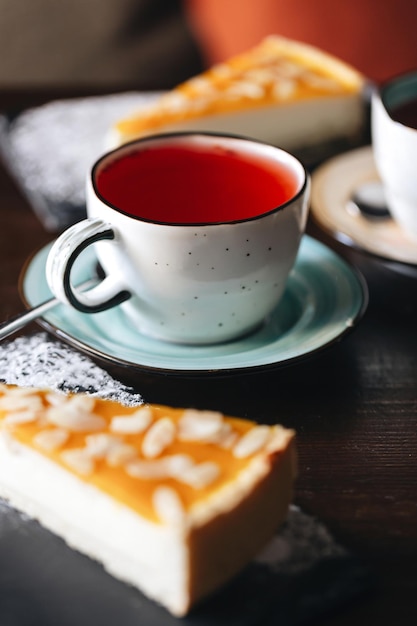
226, 81, 265, 99
303, 73, 340, 90
0, 387, 44, 425
46, 396, 105, 432
181, 461, 220, 489
106, 442, 138, 467
211, 63, 232, 79
153, 486, 185, 526
3, 410, 40, 426
126, 454, 194, 480
66, 395, 96, 412
187, 76, 213, 94
272, 79, 296, 100
142, 417, 176, 459
276, 60, 304, 79
233, 425, 271, 458
0, 385, 39, 397
126, 453, 220, 489
0, 392, 43, 412
245, 68, 277, 85
44, 392, 68, 407
84, 433, 123, 458
178, 409, 224, 442
33, 428, 69, 452
209, 422, 239, 448
84, 433, 138, 466
160, 92, 188, 113
110, 406, 152, 434
60, 448, 95, 476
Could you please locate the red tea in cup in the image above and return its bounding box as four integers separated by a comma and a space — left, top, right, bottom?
95, 138, 300, 224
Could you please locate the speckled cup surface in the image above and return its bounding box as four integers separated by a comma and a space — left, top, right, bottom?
46, 133, 310, 345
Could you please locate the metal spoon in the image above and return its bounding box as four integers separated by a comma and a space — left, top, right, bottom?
350, 181, 391, 220
0, 277, 98, 342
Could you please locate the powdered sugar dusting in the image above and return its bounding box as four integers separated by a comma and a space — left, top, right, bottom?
256, 505, 347, 575
0, 92, 160, 230
0, 332, 143, 406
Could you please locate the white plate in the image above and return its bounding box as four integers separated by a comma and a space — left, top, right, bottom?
311, 146, 417, 266
21, 236, 367, 376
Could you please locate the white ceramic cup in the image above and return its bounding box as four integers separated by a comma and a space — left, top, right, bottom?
371, 71, 417, 239
46, 133, 310, 344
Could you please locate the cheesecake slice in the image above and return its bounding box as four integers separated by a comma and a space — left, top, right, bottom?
0, 384, 296, 616
110, 35, 365, 152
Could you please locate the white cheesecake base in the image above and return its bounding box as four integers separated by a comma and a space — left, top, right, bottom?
0, 429, 295, 616
108, 94, 364, 152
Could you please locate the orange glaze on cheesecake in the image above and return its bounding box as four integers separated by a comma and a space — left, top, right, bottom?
115, 35, 364, 139
0, 385, 293, 524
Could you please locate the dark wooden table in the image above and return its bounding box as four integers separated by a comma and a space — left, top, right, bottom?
0, 90, 416, 626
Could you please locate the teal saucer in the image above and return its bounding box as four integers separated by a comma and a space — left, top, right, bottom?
21, 236, 367, 375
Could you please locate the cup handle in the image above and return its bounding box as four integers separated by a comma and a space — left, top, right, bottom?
45, 217, 131, 313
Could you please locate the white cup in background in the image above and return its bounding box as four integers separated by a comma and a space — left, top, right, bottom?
372, 71, 417, 240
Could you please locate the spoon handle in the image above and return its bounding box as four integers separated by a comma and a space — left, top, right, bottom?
0, 278, 98, 342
